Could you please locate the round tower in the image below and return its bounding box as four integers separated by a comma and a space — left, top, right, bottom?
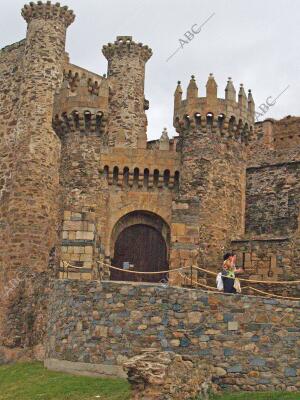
102, 36, 152, 148
5, 2, 75, 276
173, 74, 255, 270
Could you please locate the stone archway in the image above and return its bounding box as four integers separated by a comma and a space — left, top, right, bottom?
110, 211, 170, 282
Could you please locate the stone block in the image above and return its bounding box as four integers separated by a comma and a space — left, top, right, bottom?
228, 321, 239, 331
187, 312, 202, 323
213, 367, 227, 377
84, 246, 93, 255
73, 246, 85, 254
171, 223, 186, 236
71, 212, 83, 221
94, 326, 108, 338
228, 365, 243, 373
80, 254, 93, 262
250, 358, 266, 367
64, 211, 71, 220
285, 368, 297, 377
63, 221, 82, 231
82, 231, 94, 240
87, 223, 95, 232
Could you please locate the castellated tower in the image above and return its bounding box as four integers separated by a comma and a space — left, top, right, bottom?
102, 36, 152, 148
173, 74, 255, 270
0, 2, 74, 347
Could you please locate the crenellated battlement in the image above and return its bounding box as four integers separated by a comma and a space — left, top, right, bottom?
53, 63, 109, 117
174, 110, 254, 144
174, 74, 255, 140
101, 164, 180, 190
21, 1, 75, 27
62, 66, 105, 96
102, 36, 152, 63
53, 110, 107, 138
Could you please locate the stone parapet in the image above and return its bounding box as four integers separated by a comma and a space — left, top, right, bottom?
46, 280, 300, 393
174, 75, 255, 137
21, 1, 75, 27
102, 36, 152, 62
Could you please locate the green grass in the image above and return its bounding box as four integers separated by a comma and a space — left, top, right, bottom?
0, 362, 299, 400
0, 362, 131, 400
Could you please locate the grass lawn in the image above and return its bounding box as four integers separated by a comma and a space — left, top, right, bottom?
0, 362, 131, 400
0, 362, 299, 400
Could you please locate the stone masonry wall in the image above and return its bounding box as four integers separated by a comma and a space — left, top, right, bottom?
102, 36, 152, 148
231, 238, 300, 296
46, 280, 300, 392
59, 128, 109, 278
2, 3, 74, 276
0, 41, 25, 292
245, 162, 300, 236
234, 119, 300, 283
0, 2, 75, 349
175, 126, 246, 271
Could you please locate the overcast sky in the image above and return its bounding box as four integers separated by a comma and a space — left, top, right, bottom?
1, 0, 299, 140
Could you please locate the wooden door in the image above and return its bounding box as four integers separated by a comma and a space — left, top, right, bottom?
111, 224, 168, 282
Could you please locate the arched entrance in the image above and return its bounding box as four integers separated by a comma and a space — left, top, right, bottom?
110, 211, 170, 283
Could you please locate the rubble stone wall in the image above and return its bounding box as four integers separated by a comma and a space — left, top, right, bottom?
0, 2, 75, 348
0, 41, 25, 291
175, 127, 246, 271
46, 280, 300, 392
245, 162, 300, 236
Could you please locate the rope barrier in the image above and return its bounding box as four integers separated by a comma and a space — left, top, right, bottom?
178, 271, 300, 300
245, 286, 300, 300
61, 260, 300, 300
62, 260, 300, 286
96, 260, 188, 275
178, 271, 220, 293
193, 265, 300, 285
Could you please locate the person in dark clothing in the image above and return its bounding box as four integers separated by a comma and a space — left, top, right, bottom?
221, 252, 243, 293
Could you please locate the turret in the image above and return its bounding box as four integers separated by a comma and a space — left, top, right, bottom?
171, 73, 253, 272
102, 36, 152, 148
0, 1, 75, 348
5, 2, 75, 273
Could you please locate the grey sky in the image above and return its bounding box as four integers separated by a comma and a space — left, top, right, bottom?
1, 0, 299, 140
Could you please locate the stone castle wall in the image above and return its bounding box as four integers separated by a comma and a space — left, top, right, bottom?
273, 116, 300, 149
0, 41, 25, 289
230, 119, 300, 284
1, 1, 300, 364
59, 126, 108, 278
0, 2, 75, 348
46, 280, 300, 392
245, 162, 300, 236
173, 119, 247, 271
58, 122, 181, 278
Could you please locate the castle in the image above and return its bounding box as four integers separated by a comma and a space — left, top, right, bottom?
0, 1, 300, 366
